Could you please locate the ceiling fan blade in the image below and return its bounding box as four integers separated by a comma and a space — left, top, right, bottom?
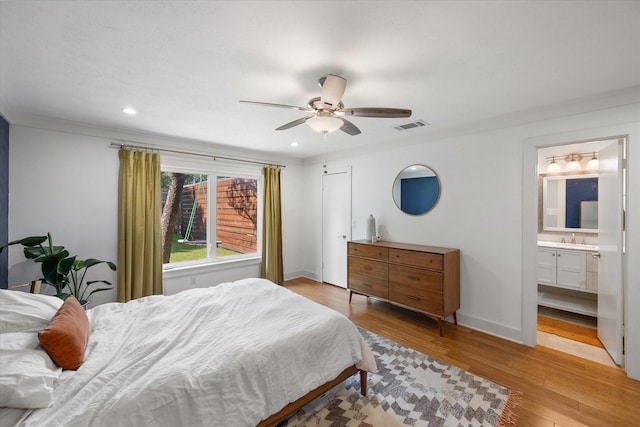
239, 100, 311, 111
275, 115, 314, 131
320, 74, 347, 108
341, 107, 412, 118
339, 119, 361, 136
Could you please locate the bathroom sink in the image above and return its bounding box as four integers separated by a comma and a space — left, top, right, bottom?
537, 241, 598, 251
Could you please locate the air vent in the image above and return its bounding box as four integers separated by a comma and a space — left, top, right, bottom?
393, 119, 429, 131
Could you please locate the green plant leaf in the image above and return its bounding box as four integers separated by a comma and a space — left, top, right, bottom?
83, 259, 117, 271
86, 280, 113, 286
0, 235, 48, 255
33, 248, 69, 263
57, 256, 76, 276
87, 287, 112, 297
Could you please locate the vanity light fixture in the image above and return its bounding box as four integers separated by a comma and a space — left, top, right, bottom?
545, 151, 599, 173
586, 151, 598, 170
546, 156, 561, 173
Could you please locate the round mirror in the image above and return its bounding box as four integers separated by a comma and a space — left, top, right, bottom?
392, 164, 441, 215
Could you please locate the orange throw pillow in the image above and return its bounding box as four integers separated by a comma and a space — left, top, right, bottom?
38, 296, 89, 370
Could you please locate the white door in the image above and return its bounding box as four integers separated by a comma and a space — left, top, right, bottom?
597, 138, 624, 365
322, 168, 351, 288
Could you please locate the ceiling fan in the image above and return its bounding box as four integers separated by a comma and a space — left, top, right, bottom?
239, 74, 412, 136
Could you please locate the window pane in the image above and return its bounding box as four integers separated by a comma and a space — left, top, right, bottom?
161, 172, 208, 264
216, 176, 258, 257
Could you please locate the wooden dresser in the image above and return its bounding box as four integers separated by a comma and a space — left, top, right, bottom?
348, 240, 460, 336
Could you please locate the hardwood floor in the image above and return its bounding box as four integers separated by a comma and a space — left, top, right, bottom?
283, 277, 640, 427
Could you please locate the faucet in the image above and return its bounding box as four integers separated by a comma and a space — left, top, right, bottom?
571, 233, 576, 244
561, 237, 566, 243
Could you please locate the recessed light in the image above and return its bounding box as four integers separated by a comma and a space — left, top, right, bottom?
291, 141, 299, 147
122, 107, 137, 115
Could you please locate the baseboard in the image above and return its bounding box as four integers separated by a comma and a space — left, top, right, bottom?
456, 313, 524, 345
284, 274, 526, 344
284, 270, 319, 282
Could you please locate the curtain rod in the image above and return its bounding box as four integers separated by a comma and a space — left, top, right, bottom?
109, 141, 286, 168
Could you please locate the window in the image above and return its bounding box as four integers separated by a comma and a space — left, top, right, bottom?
160, 161, 261, 268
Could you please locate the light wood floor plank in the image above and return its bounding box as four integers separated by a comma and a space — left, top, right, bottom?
283, 278, 639, 426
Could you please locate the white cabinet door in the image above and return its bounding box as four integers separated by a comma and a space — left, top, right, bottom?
586, 252, 599, 292
556, 250, 586, 289
537, 248, 557, 285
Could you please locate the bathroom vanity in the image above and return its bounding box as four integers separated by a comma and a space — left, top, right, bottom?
537, 241, 599, 317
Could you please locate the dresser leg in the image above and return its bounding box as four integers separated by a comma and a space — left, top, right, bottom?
349, 291, 353, 304
438, 318, 443, 337
453, 312, 458, 325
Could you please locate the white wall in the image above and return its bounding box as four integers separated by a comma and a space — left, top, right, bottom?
7, 124, 305, 305
8, 100, 640, 380
303, 102, 640, 379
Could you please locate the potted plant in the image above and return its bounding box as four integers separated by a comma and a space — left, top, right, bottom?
0, 233, 116, 305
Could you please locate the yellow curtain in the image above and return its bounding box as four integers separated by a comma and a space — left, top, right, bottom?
261, 166, 283, 284
117, 149, 162, 302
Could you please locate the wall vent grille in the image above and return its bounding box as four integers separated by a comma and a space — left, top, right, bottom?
393, 120, 428, 131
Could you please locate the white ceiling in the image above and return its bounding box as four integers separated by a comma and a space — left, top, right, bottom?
1, 1, 639, 159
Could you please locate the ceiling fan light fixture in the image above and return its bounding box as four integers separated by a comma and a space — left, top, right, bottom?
307, 115, 343, 133
320, 74, 347, 107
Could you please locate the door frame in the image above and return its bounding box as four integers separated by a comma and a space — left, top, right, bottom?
321, 166, 352, 285
522, 129, 628, 368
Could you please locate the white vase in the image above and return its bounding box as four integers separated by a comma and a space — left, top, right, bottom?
366, 214, 376, 242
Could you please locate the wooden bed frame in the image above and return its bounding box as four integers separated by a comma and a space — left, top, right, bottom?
257, 366, 367, 426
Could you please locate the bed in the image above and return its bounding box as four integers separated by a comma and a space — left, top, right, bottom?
0, 278, 376, 426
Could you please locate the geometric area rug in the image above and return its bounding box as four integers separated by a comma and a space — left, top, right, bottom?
283, 328, 520, 427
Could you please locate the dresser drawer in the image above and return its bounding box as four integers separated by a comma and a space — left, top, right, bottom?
348, 273, 388, 299
389, 286, 443, 315
348, 243, 389, 261
389, 264, 443, 293
349, 257, 388, 278
389, 248, 443, 271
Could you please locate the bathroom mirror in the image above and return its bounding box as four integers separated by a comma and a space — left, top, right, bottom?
392, 164, 441, 215
539, 172, 598, 233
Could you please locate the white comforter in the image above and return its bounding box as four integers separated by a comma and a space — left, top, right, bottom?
12, 278, 376, 427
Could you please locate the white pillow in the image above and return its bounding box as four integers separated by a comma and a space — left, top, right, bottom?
0, 332, 62, 409
0, 289, 63, 333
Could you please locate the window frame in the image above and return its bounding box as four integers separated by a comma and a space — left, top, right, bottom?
160, 153, 263, 274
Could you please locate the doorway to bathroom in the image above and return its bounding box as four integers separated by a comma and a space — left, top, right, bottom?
535, 136, 626, 367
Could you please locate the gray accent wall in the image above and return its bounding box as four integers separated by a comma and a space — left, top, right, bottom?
0, 115, 8, 288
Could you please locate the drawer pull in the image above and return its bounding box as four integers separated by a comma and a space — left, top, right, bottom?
406, 295, 420, 301
407, 275, 420, 281
364, 266, 372, 271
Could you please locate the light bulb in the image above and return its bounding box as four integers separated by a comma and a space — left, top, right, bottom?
565, 154, 581, 172
546, 156, 561, 173
586, 152, 598, 170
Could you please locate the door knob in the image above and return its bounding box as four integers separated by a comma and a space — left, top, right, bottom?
338, 235, 346, 239
592, 253, 601, 259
